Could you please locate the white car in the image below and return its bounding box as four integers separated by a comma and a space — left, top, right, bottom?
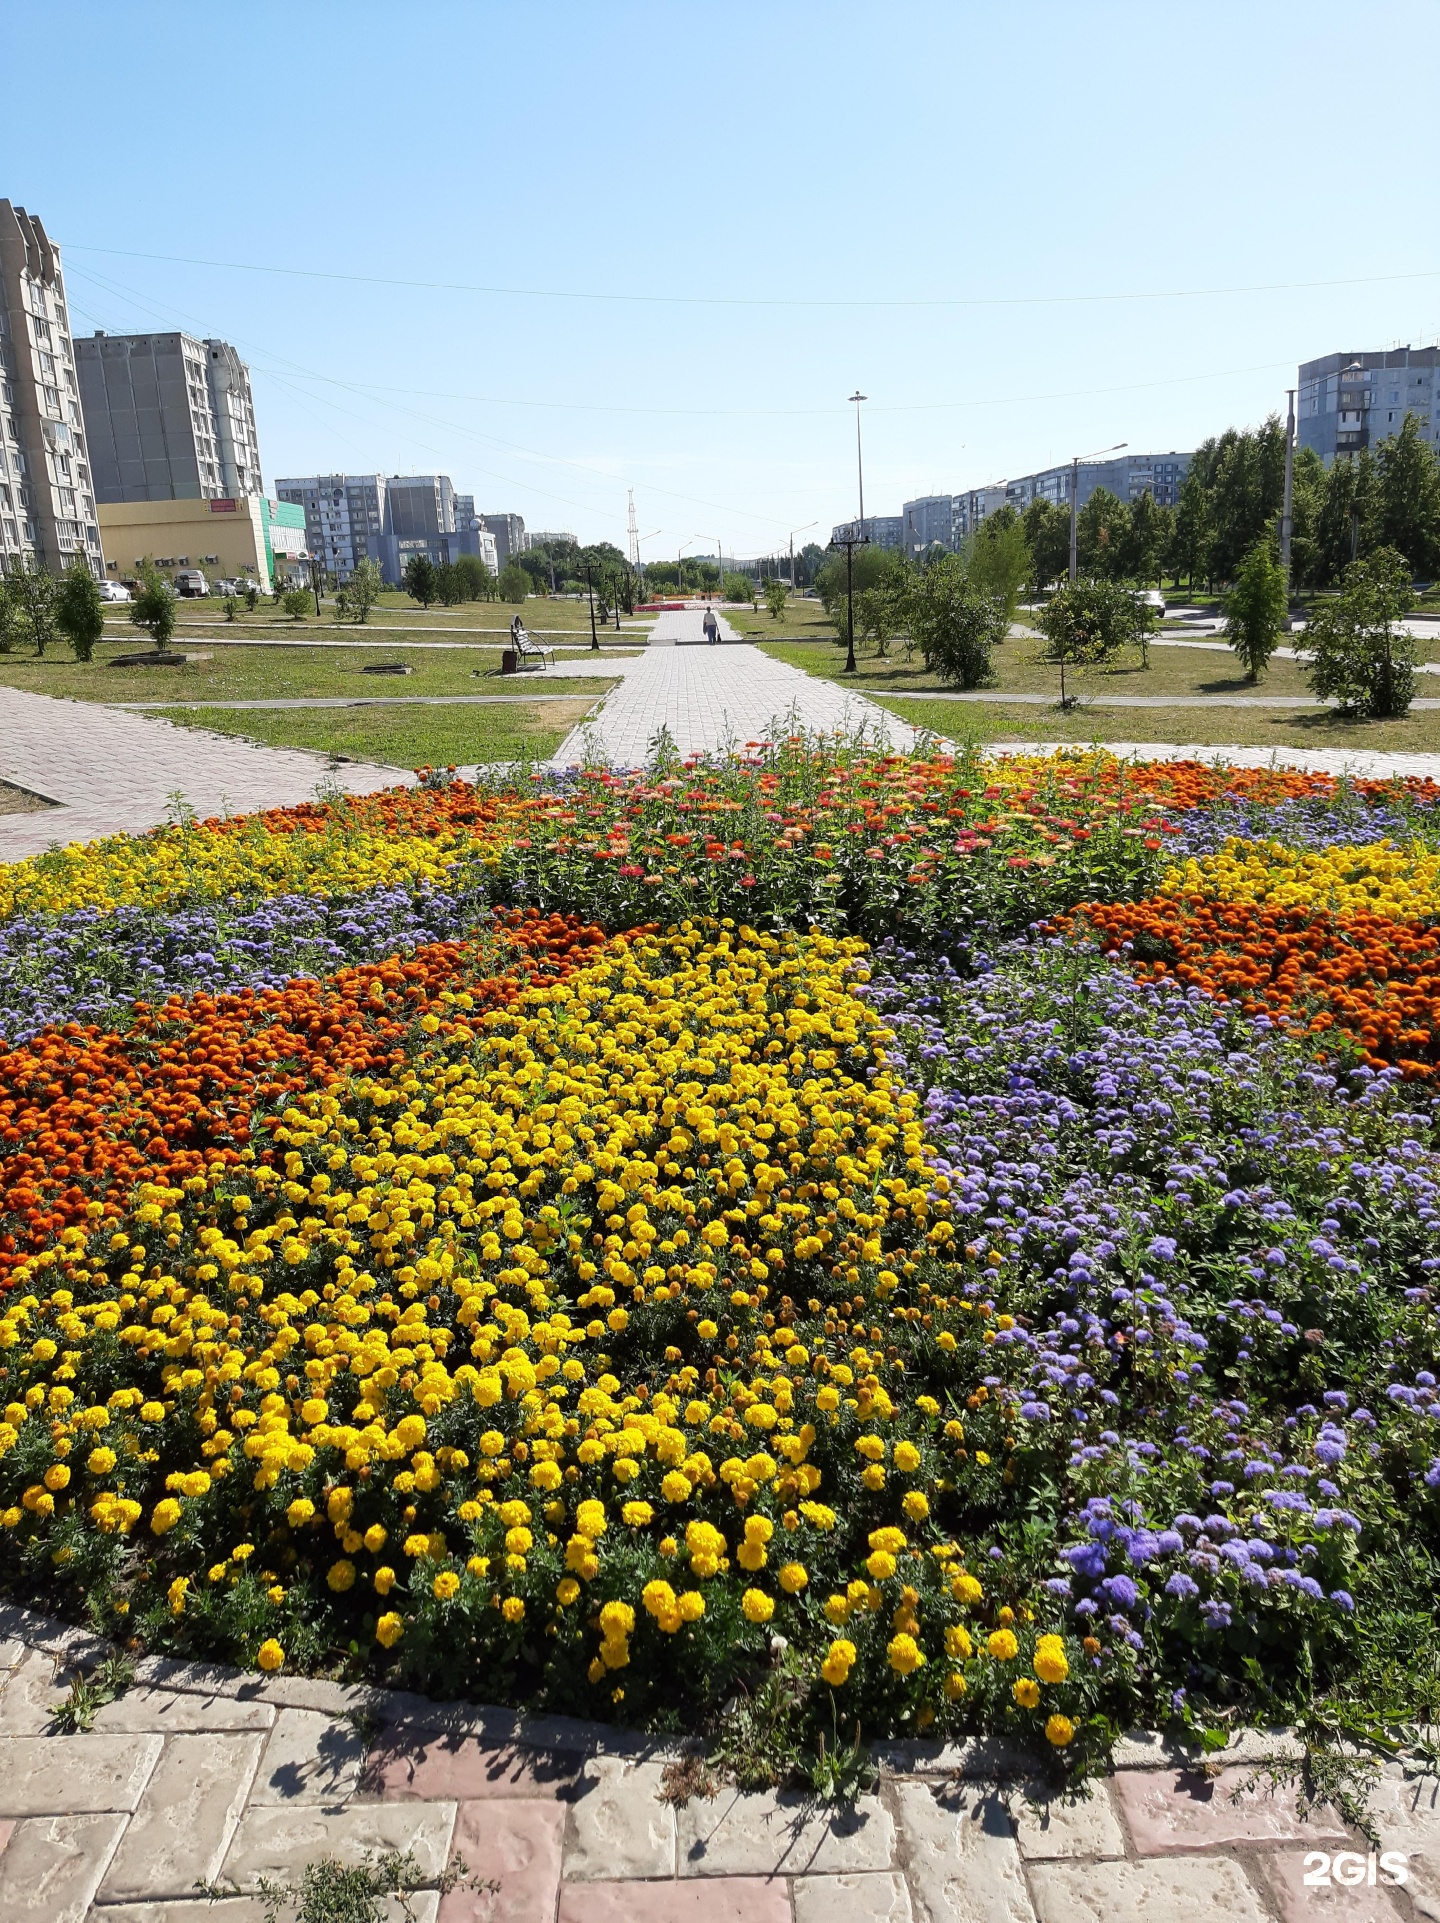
97, 580, 132, 603
1138, 589, 1166, 616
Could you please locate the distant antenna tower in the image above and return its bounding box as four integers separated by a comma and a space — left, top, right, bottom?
627, 489, 640, 569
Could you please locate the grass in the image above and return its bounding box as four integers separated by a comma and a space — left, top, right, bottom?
153, 697, 598, 769
870, 694, 1440, 754
722, 598, 840, 643
102, 591, 651, 637
0, 643, 624, 706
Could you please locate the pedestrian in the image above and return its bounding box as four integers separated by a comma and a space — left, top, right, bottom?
704, 609, 718, 646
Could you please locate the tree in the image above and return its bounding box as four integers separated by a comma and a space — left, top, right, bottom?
453, 554, 494, 601
1022, 499, 1070, 593
6, 560, 58, 656
814, 545, 895, 627
1075, 488, 1130, 580
1123, 489, 1164, 585
55, 562, 105, 661
763, 578, 789, 620
434, 561, 464, 607
403, 554, 438, 607
1375, 414, 1440, 578
1169, 469, 1211, 592
1288, 446, 1326, 590
1305, 546, 1416, 718
347, 557, 383, 624
964, 513, 1030, 620
498, 562, 530, 603
721, 571, 752, 604
1223, 540, 1288, 681
130, 566, 178, 653
798, 542, 827, 589
1036, 577, 1156, 666
281, 587, 311, 621
1316, 449, 1380, 587
243, 581, 260, 612
905, 554, 1005, 689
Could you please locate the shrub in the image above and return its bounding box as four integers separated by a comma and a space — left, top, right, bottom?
1305, 546, 1416, 718
906, 554, 1005, 688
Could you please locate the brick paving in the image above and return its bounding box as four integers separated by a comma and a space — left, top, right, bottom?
0, 1607, 1428, 1920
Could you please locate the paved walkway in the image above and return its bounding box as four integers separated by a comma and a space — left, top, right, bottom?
0, 1601, 1428, 1922
986, 737, 1440, 780
0, 687, 411, 861
553, 612, 921, 764
867, 689, 1440, 710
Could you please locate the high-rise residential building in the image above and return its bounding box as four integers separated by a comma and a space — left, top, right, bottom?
75, 330, 263, 503
385, 473, 456, 542
0, 200, 105, 578
901, 495, 957, 555
952, 486, 1009, 540
1298, 347, 1438, 462
274, 474, 387, 583
1003, 453, 1191, 513
481, 511, 526, 565
829, 514, 904, 548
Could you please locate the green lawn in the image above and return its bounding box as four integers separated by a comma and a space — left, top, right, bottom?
153, 697, 598, 769
723, 599, 839, 643
102, 592, 651, 639
0, 643, 622, 706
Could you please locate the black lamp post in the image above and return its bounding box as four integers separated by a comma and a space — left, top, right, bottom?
828, 522, 869, 676
585, 563, 599, 650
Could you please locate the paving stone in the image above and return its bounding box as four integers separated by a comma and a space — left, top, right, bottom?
0, 1647, 65, 1734
91, 1899, 438, 1923
1359, 1768, 1440, 1920
1008, 1781, 1125, 1861
679, 1784, 894, 1878
1112, 1765, 1348, 1854
221, 1799, 457, 1890
794, 1870, 914, 1921
439, 1798, 565, 1921
1111, 1726, 1307, 1770
0, 1811, 128, 1920
369, 1731, 581, 1802
889, 1779, 1034, 1923
1029, 1855, 1267, 1922
0, 1816, 12, 1856
0, 1732, 162, 1815
1249, 1844, 1405, 1921
93, 1686, 277, 1733
249, 1705, 367, 1803
97, 1731, 265, 1902
562, 1756, 676, 1880
557, 1879, 791, 1922
0, 1638, 25, 1670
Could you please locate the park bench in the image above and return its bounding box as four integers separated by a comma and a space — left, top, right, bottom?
504, 619, 556, 673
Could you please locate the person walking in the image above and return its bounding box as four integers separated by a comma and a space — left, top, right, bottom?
703, 608, 718, 646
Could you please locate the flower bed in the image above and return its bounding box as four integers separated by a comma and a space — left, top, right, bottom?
2, 741, 1439, 1773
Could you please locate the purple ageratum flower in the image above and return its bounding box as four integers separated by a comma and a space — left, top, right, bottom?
1200, 1600, 1233, 1631
1330, 1590, 1355, 1613
1064, 1544, 1108, 1580
1164, 1572, 1200, 1600
1103, 1574, 1139, 1610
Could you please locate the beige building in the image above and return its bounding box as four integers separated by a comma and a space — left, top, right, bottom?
98, 495, 308, 593
0, 200, 106, 578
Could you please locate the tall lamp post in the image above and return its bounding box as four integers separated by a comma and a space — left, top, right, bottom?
1280, 388, 1296, 628
1068, 443, 1127, 583
849, 391, 868, 534
787, 521, 817, 594
828, 522, 870, 676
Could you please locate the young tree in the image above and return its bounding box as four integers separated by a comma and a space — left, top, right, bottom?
281, 587, 311, 621
1075, 488, 1130, 580
1375, 414, 1440, 578
763, 578, 789, 620
7, 561, 58, 656
1306, 546, 1416, 718
1021, 499, 1070, 593
243, 581, 260, 612
964, 513, 1030, 620
1288, 446, 1327, 590
1036, 578, 1157, 665
403, 553, 438, 607
1223, 540, 1288, 682
906, 554, 1005, 688
347, 557, 383, 624
55, 561, 105, 661
453, 554, 493, 602
1123, 489, 1164, 585
130, 567, 178, 653
1169, 469, 1211, 592
1316, 448, 1379, 586
721, 571, 752, 604
497, 562, 530, 604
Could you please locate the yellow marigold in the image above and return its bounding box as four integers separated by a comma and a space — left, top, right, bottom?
901, 1491, 929, 1522
598, 1600, 635, 1638
821, 1638, 856, 1686
376, 1612, 404, 1649
167, 1576, 188, 1617
1013, 1678, 1041, 1709
824, 1593, 851, 1625
286, 1498, 315, 1528
327, 1559, 357, 1592
622, 1501, 655, 1527
893, 1441, 921, 1472
433, 1570, 461, 1601
556, 1577, 581, 1606
778, 1562, 808, 1595
502, 1597, 525, 1623
576, 1499, 608, 1537
945, 1624, 973, 1660
677, 1590, 705, 1623
952, 1572, 983, 1606
139, 1401, 164, 1424
741, 1588, 775, 1624
256, 1639, 285, 1672
87, 1447, 116, 1475
467, 1556, 490, 1579
364, 1524, 388, 1553
869, 1526, 906, 1553
887, 1633, 925, 1676
987, 1629, 1019, 1661
643, 1579, 678, 1618
1045, 1714, 1075, 1748
866, 1550, 897, 1581
43, 1464, 70, 1492
300, 1398, 328, 1425
737, 1540, 767, 1572
374, 1565, 396, 1595
403, 1534, 430, 1558
1033, 1635, 1069, 1684
943, 1671, 968, 1701
150, 1498, 182, 1535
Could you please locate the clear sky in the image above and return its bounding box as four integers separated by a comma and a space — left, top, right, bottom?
3, 0, 1436, 557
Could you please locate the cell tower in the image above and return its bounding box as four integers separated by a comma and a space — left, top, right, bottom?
627, 489, 640, 569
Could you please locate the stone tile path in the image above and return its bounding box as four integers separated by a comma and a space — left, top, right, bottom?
0, 1605, 1425, 1921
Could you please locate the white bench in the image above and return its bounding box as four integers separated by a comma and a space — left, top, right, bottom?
508, 620, 555, 672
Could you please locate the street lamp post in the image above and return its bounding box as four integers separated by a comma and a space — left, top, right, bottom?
1280, 388, 1296, 627
1068, 443, 1126, 584
828, 522, 869, 676
849, 391, 868, 534
584, 562, 599, 651
787, 521, 817, 594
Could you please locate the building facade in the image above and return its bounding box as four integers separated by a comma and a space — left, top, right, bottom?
0, 200, 105, 578
98, 495, 306, 593
952, 487, 1008, 540
274, 474, 386, 583
1003, 452, 1191, 513
1298, 347, 1438, 463
901, 495, 956, 555
75, 330, 263, 503
829, 514, 904, 548
481, 511, 526, 565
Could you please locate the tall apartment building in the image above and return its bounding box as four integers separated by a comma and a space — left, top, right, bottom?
901, 495, 957, 554
829, 514, 904, 548
275, 471, 499, 583
1298, 347, 1438, 462
952, 486, 1009, 540
273, 474, 387, 582
481, 511, 526, 565
0, 200, 105, 577
75, 330, 263, 503
1003, 452, 1191, 513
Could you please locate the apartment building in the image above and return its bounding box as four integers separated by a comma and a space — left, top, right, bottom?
480, 510, 526, 565
0, 200, 105, 577
75, 330, 263, 503
828, 514, 904, 548
1004, 452, 1190, 512
274, 474, 387, 582
1298, 346, 1438, 462
901, 495, 957, 555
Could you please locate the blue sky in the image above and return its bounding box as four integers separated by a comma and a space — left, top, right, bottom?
3, 0, 1435, 556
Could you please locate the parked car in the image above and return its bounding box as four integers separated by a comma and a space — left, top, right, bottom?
174, 569, 210, 598
96, 580, 132, 603
1138, 589, 1166, 616
214, 578, 245, 596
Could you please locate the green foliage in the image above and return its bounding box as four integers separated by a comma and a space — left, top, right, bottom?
1169, 469, 1211, 591
1123, 489, 1167, 586
433, 562, 464, 608
244, 582, 261, 612
5, 560, 59, 657
347, 558, 384, 624
1288, 446, 1327, 590
51, 1654, 135, 1734
54, 562, 105, 662
1305, 546, 1416, 718
721, 571, 753, 605
497, 562, 530, 604
1316, 451, 1380, 587
205, 1848, 478, 1923
402, 555, 438, 608
1036, 576, 1156, 666
906, 553, 1005, 688
1075, 488, 1130, 581
130, 566, 178, 652
1193, 417, 1288, 583
1223, 540, 1289, 682
763, 578, 789, 620
1375, 414, 1440, 578
282, 588, 312, 622
964, 511, 1031, 621
1022, 500, 1070, 593
814, 544, 895, 622
222, 595, 240, 622
452, 554, 495, 602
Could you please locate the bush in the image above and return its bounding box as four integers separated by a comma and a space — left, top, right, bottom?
1305, 546, 1416, 718
281, 587, 312, 622
55, 563, 105, 662
498, 564, 530, 604
906, 554, 1005, 688
347, 558, 383, 625
1036, 578, 1155, 666
129, 568, 178, 653
1222, 541, 1288, 681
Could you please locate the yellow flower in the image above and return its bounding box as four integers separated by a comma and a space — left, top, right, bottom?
1045, 1714, 1075, 1748
599, 1600, 635, 1638
43, 1464, 70, 1492
677, 1591, 705, 1623
893, 1441, 921, 1472
778, 1562, 808, 1595
943, 1671, 967, 1700
945, 1625, 973, 1660
741, 1588, 774, 1624
150, 1498, 182, 1535
887, 1633, 925, 1676
643, 1579, 678, 1619
825, 1593, 851, 1625
866, 1550, 896, 1582
1013, 1678, 1041, 1709
901, 1491, 929, 1522
821, 1638, 856, 1686
327, 1560, 357, 1592
256, 1639, 285, 1672
1033, 1635, 1069, 1684
556, 1577, 581, 1606
576, 1499, 608, 1537
86, 1447, 116, 1475
376, 1612, 404, 1648
374, 1565, 396, 1595
286, 1498, 315, 1528
433, 1570, 461, 1601
502, 1596, 525, 1623
987, 1629, 1018, 1661
952, 1573, 983, 1606
622, 1501, 655, 1527
167, 1576, 188, 1616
